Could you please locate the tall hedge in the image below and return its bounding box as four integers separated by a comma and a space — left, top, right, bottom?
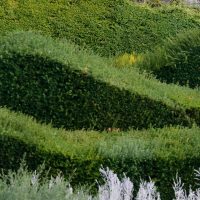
0, 32, 199, 130
137, 30, 200, 88
1, 108, 200, 200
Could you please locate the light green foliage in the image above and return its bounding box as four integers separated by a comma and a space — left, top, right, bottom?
0, 164, 92, 200
0, 1, 200, 200
0, 0, 199, 55
113, 52, 138, 68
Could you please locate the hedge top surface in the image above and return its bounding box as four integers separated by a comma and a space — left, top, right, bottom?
1, 107, 200, 161
0, 107, 100, 160
134, 29, 200, 88
136, 29, 200, 72
1, 108, 200, 200
0, 31, 200, 110
0, 0, 200, 55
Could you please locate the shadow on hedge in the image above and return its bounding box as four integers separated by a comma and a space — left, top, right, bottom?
0, 53, 197, 130
1, 134, 200, 200
137, 30, 200, 89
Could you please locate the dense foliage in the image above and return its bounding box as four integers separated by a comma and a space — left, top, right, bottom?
1, 108, 200, 199
0, 32, 200, 130
0, 0, 200, 55
0, 164, 91, 200
136, 30, 200, 88
2, 165, 200, 200
0, 1, 200, 200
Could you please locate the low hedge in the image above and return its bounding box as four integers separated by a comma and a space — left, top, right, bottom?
0, 0, 200, 55
0, 31, 200, 130
136, 30, 200, 88
99, 127, 200, 200
0, 108, 103, 185
1, 108, 200, 200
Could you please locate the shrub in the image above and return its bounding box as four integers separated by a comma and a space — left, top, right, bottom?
0, 163, 92, 200
0, 0, 199, 55
1, 108, 200, 199
2, 164, 200, 200
136, 30, 200, 88
0, 31, 200, 130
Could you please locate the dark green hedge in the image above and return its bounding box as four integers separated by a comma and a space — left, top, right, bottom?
137, 30, 200, 88
0, 0, 199, 55
103, 155, 200, 200
0, 32, 199, 130
0, 135, 102, 187
4, 135, 199, 200
0, 53, 193, 130
1, 108, 200, 200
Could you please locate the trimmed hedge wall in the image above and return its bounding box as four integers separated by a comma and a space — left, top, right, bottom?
0, 0, 200, 55
0, 32, 200, 130
1, 108, 200, 200
137, 30, 200, 88
0, 53, 192, 130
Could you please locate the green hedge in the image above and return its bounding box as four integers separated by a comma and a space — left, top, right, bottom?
0, 31, 200, 130
99, 127, 200, 200
1, 108, 200, 200
136, 30, 200, 88
0, 0, 200, 55
0, 108, 103, 185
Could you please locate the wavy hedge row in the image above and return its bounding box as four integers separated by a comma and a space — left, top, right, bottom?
137, 30, 200, 88
0, 0, 200, 55
1, 108, 200, 200
0, 32, 200, 130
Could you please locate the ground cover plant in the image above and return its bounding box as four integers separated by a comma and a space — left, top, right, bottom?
0, 0, 200, 56
136, 30, 200, 88
0, 31, 200, 130
1, 108, 200, 199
